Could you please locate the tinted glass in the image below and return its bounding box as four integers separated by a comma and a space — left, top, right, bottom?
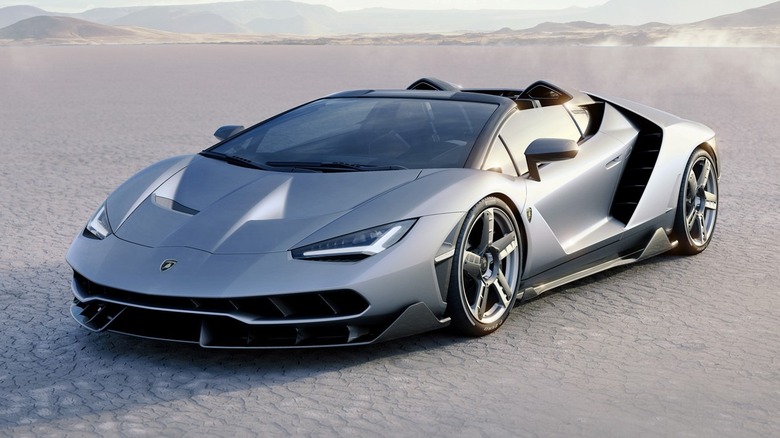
211, 97, 498, 169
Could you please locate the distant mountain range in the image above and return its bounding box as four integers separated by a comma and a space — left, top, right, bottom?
0, 15, 211, 43
1, 0, 779, 46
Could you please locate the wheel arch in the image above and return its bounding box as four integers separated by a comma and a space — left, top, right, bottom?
445, 193, 525, 335
697, 140, 720, 178
670, 146, 719, 254
486, 192, 529, 279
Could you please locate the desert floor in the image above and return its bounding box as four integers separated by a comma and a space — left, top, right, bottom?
0, 45, 778, 437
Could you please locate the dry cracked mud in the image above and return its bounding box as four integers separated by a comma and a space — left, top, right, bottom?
0, 45, 777, 437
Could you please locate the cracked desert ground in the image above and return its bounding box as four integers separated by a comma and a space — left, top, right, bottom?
0, 45, 778, 437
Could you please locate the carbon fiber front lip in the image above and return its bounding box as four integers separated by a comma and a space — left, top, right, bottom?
70, 298, 450, 348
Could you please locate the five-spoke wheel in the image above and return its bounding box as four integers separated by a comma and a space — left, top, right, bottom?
673, 148, 719, 254
448, 197, 522, 336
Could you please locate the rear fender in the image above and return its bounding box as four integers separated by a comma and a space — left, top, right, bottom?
590, 94, 716, 231
628, 122, 716, 230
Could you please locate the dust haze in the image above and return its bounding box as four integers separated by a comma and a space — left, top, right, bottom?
0, 45, 778, 436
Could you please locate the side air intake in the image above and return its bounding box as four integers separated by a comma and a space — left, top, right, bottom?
610, 127, 663, 224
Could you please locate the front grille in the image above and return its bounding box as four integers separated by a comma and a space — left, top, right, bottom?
73, 272, 369, 321
71, 299, 388, 347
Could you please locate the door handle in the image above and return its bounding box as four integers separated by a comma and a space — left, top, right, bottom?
605, 155, 622, 169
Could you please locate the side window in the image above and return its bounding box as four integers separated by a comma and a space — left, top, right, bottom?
499, 106, 581, 175
482, 139, 518, 176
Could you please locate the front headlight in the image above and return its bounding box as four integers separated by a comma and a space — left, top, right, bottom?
84, 204, 112, 240
292, 219, 416, 261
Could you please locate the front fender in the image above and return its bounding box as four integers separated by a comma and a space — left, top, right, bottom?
294, 169, 528, 248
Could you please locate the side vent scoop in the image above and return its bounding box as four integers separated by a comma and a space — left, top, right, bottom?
152, 195, 199, 216
610, 127, 663, 224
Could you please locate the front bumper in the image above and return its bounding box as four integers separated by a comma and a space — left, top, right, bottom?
67, 212, 463, 347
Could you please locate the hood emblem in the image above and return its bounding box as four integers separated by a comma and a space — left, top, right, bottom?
160, 259, 177, 272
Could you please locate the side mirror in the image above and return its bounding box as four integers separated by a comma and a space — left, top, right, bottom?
525, 138, 579, 181
213, 125, 244, 141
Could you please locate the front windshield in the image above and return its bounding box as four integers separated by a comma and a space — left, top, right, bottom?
208, 97, 498, 170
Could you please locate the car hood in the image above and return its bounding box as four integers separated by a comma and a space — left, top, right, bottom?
112, 155, 422, 254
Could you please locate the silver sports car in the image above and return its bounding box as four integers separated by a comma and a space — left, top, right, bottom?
67, 78, 719, 348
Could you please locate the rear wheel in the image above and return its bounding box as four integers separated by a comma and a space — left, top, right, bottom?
448, 197, 522, 336
672, 148, 718, 255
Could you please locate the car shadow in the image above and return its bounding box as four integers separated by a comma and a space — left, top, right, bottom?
2, 252, 683, 429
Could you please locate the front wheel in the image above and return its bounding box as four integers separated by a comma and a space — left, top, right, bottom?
672, 148, 719, 255
448, 197, 522, 337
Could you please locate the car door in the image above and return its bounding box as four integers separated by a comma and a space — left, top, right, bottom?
498, 105, 636, 278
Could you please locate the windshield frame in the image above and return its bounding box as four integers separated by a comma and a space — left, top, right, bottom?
203, 94, 507, 172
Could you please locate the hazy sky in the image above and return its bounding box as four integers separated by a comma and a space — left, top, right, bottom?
0, 0, 609, 13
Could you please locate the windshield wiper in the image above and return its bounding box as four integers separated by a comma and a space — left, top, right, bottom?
264, 161, 408, 172
199, 151, 271, 171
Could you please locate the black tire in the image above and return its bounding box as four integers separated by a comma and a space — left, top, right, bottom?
672, 148, 719, 255
448, 197, 522, 336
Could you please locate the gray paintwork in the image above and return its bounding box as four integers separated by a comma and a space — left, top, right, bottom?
66, 80, 717, 347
